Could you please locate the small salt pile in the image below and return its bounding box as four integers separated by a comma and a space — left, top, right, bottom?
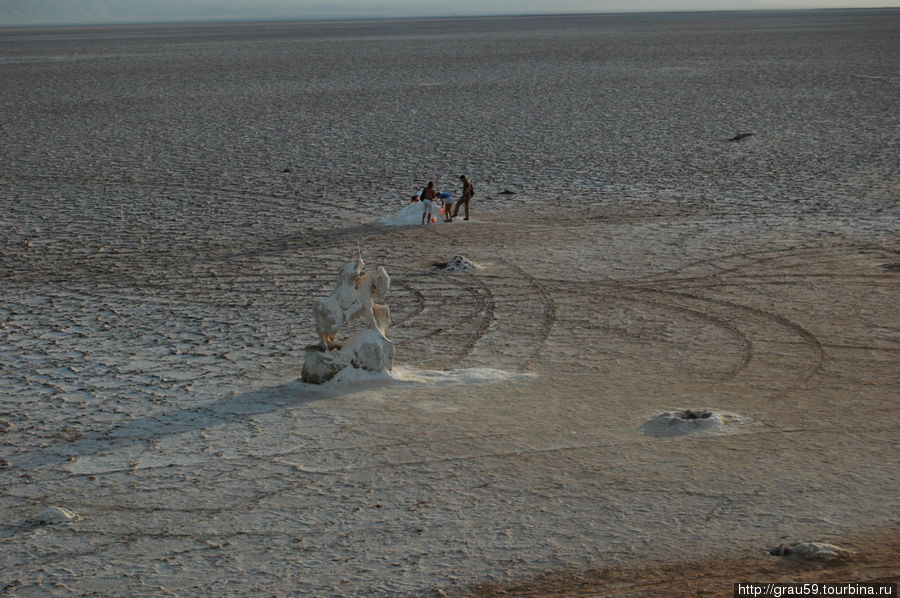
32, 506, 78, 525
441, 255, 480, 272
770, 542, 853, 562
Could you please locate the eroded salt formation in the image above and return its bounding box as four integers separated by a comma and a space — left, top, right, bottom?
302, 259, 394, 384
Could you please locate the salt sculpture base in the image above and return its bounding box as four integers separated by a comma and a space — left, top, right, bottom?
302, 329, 395, 384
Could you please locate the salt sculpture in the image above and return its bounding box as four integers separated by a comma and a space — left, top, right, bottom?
302, 258, 394, 383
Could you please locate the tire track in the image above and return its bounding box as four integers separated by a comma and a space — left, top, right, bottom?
529, 271, 825, 392
387, 279, 426, 327
493, 259, 557, 370
638, 245, 836, 289
388, 271, 495, 368
630, 278, 825, 390
623, 289, 754, 383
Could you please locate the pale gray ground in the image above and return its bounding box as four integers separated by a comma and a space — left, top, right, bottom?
1, 12, 898, 597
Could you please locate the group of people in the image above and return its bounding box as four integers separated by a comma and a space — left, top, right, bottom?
413, 175, 474, 225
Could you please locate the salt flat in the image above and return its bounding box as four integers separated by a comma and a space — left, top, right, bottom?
1, 11, 898, 596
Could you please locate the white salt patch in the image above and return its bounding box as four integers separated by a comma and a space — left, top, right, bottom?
325, 364, 395, 386
304, 365, 533, 394
391, 366, 531, 386
376, 201, 447, 227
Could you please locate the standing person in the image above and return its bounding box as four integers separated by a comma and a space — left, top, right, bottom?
441, 192, 453, 222
421, 181, 437, 225
452, 175, 473, 221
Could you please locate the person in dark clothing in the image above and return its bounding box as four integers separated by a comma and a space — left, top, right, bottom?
451, 175, 473, 220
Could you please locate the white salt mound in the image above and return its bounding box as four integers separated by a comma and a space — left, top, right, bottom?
641, 409, 746, 437
442, 255, 480, 272
33, 506, 78, 525
377, 201, 446, 227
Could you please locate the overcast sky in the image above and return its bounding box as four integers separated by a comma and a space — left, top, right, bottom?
1, 0, 897, 26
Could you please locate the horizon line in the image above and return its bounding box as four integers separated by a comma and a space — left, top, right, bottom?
3, 6, 899, 30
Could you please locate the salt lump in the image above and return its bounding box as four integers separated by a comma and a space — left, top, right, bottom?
770, 542, 853, 562
303, 259, 394, 384
441, 255, 480, 272
641, 408, 746, 437
33, 506, 78, 525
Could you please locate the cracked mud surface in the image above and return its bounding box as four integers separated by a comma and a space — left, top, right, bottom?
2, 12, 898, 597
